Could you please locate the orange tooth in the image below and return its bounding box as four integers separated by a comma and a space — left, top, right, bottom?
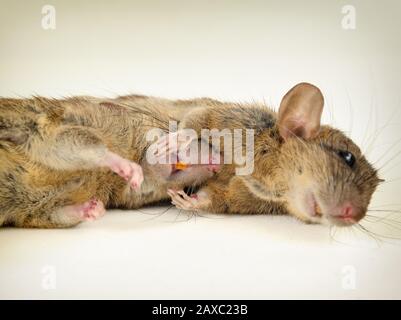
175, 162, 188, 170
315, 204, 322, 215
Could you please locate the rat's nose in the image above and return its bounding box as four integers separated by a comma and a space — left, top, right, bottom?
341, 203, 354, 218
336, 202, 363, 223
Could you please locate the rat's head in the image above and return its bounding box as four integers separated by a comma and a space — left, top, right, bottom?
279, 126, 381, 227
246, 83, 381, 226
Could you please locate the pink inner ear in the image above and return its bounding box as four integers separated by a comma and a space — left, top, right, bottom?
280, 117, 307, 140
280, 115, 321, 140
278, 82, 324, 141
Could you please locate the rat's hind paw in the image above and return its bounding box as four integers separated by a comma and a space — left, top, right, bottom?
58, 198, 106, 223
167, 189, 202, 211
101, 151, 144, 190
79, 198, 106, 221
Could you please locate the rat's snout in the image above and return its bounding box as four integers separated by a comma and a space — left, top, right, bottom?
329, 201, 365, 226
288, 178, 367, 226
339, 202, 357, 220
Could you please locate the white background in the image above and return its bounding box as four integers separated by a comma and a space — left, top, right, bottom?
0, 0, 401, 299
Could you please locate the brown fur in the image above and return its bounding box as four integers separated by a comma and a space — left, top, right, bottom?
0, 95, 214, 228
0, 84, 381, 228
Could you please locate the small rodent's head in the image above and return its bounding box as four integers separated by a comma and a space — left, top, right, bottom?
245, 83, 381, 226
278, 126, 380, 226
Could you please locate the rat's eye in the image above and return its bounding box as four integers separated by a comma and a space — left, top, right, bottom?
338, 150, 355, 168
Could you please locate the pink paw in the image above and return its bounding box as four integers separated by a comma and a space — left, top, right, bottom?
102, 151, 144, 190
167, 189, 211, 212
57, 199, 106, 223
167, 189, 200, 211
78, 198, 106, 221
155, 131, 195, 162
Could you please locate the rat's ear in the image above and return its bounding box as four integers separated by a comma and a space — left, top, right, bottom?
277, 82, 324, 140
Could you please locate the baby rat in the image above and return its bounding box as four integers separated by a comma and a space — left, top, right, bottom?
164, 83, 382, 227
0, 95, 218, 228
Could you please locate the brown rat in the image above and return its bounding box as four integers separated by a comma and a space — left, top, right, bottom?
165, 83, 382, 227
0, 95, 218, 228
0, 83, 381, 228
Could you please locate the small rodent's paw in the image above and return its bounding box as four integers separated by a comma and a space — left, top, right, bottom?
102, 151, 144, 190
79, 198, 106, 221
57, 198, 106, 221
167, 189, 201, 211
57, 199, 106, 223
155, 131, 195, 161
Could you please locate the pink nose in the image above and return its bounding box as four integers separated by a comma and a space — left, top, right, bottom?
338, 202, 359, 222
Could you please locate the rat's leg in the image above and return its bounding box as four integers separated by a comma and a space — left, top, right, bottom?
16, 198, 106, 228
98, 151, 144, 190
3, 175, 107, 228
28, 126, 143, 190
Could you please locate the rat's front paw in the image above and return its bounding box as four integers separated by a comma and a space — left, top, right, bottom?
102, 151, 144, 190
155, 130, 195, 162
167, 189, 208, 211
167, 189, 198, 211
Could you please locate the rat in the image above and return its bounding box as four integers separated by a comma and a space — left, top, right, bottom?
163, 83, 382, 227
0, 95, 220, 228
0, 83, 382, 228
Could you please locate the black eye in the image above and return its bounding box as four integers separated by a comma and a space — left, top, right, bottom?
338, 150, 355, 168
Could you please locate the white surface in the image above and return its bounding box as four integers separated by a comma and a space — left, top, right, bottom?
1, 207, 401, 299
1, 0, 401, 299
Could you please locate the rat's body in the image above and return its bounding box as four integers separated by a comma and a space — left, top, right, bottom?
0, 83, 381, 228
0, 95, 218, 228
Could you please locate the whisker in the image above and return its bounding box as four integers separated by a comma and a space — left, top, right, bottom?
365, 214, 401, 227
368, 209, 401, 214
363, 102, 401, 156
369, 203, 401, 209
138, 204, 176, 221
357, 222, 401, 241
355, 223, 382, 245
